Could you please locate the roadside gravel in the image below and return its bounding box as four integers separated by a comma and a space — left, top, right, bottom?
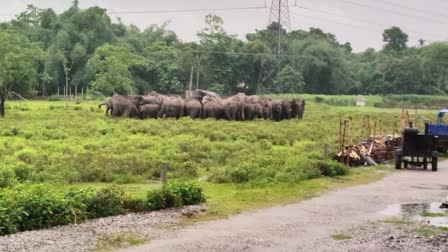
0, 205, 206, 252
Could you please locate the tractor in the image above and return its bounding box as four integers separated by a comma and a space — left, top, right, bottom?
395, 126, 438, 171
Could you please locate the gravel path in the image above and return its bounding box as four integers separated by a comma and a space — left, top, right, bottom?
119, 163, 448, 252
0, 205, 206, 252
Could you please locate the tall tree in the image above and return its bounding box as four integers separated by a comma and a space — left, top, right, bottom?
0, 31, 45, 117
383, 26, 408, 53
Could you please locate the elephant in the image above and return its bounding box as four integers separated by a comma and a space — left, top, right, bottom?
203, 101, 223, 119
99, 94, 140, 118
291, 98, 306, 119
261, 98, 273, 120
222, 99, 241, 121
271, 101, 283, 122
281, 100, 293, 120
138, 95, 160, 106
226, 93, 247, 120
139, 104, 159, 119
184, 99, 202, 119
98, 100, 113, 116
158, 96, 184, 119
244, 103, 263, 120
191, 89, 221, 101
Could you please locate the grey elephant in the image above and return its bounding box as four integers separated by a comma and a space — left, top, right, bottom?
281, 100, 293, 120
99, 94, 140, 118
138, 95, 160, 106
203, 102, 223, 119
226, 93, 247, 120
222, 99, 241, 120
271, 100, 283, 121
291, 98, 306, 119
262, 98, 273, 120
184, 99, 202, 119
98, 99, 113, 116
244, 103, 263, 120
139, 104, 159, 119
159, 96, 184, 119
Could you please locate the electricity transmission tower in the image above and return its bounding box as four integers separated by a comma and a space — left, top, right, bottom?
257, 0, 292, 94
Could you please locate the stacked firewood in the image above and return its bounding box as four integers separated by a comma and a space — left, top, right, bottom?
335, 134, 402, 166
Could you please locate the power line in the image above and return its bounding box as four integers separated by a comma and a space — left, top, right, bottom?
107, 6, 268, 15
337, 0, 448, 25
289, 8, 434, 43
371, 0, 448, 20
292, 5, 440, 40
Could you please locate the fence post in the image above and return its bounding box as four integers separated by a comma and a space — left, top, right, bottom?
161, 164, 168, 187
323, 144, 329, 160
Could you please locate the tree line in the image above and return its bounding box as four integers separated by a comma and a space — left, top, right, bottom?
1, 1, 448, 116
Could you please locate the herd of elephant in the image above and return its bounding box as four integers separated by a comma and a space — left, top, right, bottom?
98, 89, 305, 121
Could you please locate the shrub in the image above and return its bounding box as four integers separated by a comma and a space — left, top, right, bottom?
227, 163, 256, 183
124, 198, 147, 213
13, 163, 35, 182
48, 95, 62, 101
169, 182, 206, 206
64, 188, 95, 223
87, 186, 127, 218
146, 187, 181, 211
0, 167, 18, 188
3, 185, 68, 232
315, 96, 324, 103
315, 160, 348, 177
146, 182, 205, 211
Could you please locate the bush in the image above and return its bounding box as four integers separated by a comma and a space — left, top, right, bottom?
0, 184, 158, 235
315, 96, 324, 103
64, 188, 95, 223
1, 185, 68, 232
48, 95, 62, 101
146, 182, 205, 211
124, 198, 147, 213
147, 187, 181, 211
0, 167, 18, 188
87, 186, 127, 218
13, 163, 35, 182
315, 160, 348, 177
169, 182, 206, 206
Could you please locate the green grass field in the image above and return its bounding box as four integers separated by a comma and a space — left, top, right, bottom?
0, 98, 439, 219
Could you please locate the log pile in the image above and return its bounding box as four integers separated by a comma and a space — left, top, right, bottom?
334, 134, 402, 166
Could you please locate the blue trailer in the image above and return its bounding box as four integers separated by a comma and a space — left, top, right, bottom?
425, 109, 448, 153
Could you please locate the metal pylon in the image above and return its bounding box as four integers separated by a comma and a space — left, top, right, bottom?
257, 0, 291, 94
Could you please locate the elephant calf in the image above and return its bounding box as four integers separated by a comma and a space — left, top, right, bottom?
139, 104, 159, 119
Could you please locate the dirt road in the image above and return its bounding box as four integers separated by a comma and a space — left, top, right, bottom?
119, 164, 448, 252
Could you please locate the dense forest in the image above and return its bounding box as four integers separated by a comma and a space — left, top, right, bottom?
1, 0, 448, 102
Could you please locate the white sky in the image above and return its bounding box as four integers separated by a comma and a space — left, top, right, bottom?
0, 0, 447, 52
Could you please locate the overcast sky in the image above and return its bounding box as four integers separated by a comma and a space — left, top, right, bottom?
0, 0, 447, 52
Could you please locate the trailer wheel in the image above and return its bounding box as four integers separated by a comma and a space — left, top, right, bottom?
395, 155, 402, 169
432, 157, 438, 172
423, 158, 428, 170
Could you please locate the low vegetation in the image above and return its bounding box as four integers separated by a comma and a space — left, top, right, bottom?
0, 99, 435, 234
420, 211, 446, 217
95, 233, 147, 251
331, 234, 352, 240
0, 182, 204, 235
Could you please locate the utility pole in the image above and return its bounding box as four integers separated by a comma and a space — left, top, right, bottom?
257, 0, 291, 94
63, 51, 72, 108
188, 65, 194, 99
